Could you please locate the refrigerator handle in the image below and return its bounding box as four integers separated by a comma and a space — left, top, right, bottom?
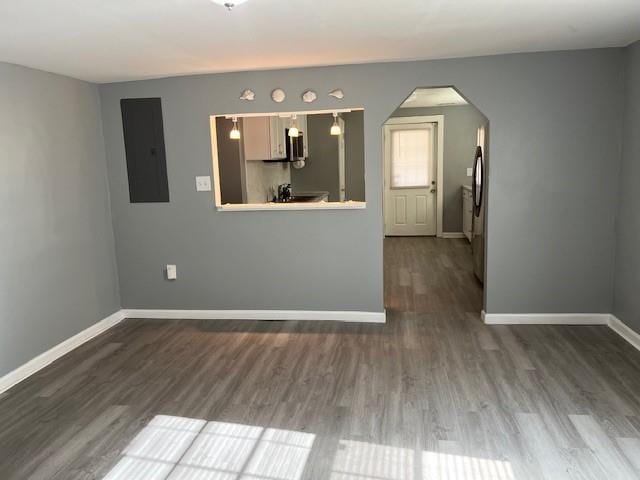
472, 146, 483, 217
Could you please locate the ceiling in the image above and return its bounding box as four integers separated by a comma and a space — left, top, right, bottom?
400, 88, 468, 108
1, 0, 639, 83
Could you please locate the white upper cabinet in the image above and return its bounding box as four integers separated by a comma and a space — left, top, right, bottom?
243, 116, 287, 160
242, 115, 310, 161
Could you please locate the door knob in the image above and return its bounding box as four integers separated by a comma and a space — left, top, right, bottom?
430, 188, 436, 193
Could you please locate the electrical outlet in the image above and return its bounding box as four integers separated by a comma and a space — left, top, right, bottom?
195, 176, 212, 192
466, 168, 473, 177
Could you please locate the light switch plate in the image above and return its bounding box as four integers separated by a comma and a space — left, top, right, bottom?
466, 168, 473, 177
195, 176, 212, 192
166, 264, 177, 280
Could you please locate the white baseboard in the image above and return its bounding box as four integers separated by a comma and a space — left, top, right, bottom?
122, 309, 387, 323
4, 308, 635, 397
483, 313, 610, 325
440, 232, 467, 239
0, 310, 126, 395
609, 315, 640, 352
0, 307, 385, 395
483, 312, 640, 353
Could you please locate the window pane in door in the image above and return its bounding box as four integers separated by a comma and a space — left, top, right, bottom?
390, 128, 431, 188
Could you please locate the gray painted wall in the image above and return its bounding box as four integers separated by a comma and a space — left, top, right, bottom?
291, 114, 340, 201
391, 105, 487, 232
216, 117, 244, 204
99, 48, 624, 314
613, 40, 640, 334
343, 111, 366, 202
0, 62, 120, 377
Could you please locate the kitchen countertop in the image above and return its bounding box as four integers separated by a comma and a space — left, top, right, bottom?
217, 201, 366, 212
270, 190, 330, 204
294, 190, 330, 199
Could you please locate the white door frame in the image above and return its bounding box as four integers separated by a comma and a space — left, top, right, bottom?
384, 115, 445, 237
337, 117, 346, 201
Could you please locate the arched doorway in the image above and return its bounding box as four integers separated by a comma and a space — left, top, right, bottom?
382, 86, 489, 316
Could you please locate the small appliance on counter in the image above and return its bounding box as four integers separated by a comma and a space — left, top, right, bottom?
276, 183, 292, 202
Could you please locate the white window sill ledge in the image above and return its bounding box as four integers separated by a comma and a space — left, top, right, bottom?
216, 201, 366, 212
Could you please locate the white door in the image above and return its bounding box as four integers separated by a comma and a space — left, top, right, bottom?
384, 123, 437, 236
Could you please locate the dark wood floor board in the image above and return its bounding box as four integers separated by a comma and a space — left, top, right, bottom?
1, 237, 640, 478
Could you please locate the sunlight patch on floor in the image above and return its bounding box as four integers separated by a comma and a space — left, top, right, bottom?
331, 439, 515, 480
104, 415, 514, 479
104, 415, 315, 480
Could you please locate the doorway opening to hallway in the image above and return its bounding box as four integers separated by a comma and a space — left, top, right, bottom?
382, 87, 488, 315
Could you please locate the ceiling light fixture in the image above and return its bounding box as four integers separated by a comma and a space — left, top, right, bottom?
211, 0, 249, 11
330, 112, 341, 136
230, 116, 241, 139
288, 114, 299, 137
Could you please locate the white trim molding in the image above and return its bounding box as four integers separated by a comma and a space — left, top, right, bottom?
609, 315, 640, 352
483, 313, 610, 325
0, 310, 126, 395
440, 232, 466, 239
210, 111, 367, 213
122, 309, 386, 323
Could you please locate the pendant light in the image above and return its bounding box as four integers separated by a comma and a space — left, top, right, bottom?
230, 116, 241, 140
288, 114, 299, 137
330, 112, 341, 136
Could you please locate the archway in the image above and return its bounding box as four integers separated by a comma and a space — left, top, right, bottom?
382, 86, 489, 316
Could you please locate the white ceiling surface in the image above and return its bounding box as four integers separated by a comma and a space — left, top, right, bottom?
400, 88, 468, 108
1, 0, 639, 83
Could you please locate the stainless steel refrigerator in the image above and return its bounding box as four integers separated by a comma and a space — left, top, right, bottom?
472, 126, 486, 283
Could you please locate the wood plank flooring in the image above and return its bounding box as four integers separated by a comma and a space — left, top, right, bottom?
0, 237, 639, 479
384, 236, 483, 313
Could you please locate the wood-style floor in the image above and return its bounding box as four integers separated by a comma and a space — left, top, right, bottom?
1, 237, 640, 479
384, 236, 483, 314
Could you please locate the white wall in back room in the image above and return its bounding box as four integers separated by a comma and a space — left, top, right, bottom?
245, 161, 290, 204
